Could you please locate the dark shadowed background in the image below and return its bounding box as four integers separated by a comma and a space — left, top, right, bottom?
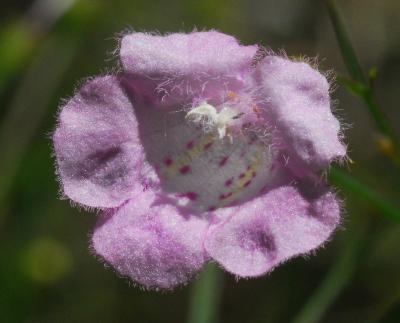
1, 0, 400, 322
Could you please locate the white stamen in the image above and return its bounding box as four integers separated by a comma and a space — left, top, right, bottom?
186, 103, 241, 139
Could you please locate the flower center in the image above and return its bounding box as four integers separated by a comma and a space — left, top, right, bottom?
186, 103, 243, 140
137, 101, 276, 213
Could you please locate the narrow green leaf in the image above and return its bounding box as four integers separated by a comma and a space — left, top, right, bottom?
336, 75, 368, 97
329, 167, 400, 222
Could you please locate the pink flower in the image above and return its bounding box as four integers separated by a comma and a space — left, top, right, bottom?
53, 31, 346, 289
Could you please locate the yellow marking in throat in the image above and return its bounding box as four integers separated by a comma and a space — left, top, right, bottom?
219, 148, 263, 207
227, 91, 238, 101
162, 133, 215, 179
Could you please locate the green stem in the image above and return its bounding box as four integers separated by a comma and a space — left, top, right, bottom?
329, 167, 400, 222
325, 0, 400, 154
325, 0, 365, 84
187, 263, 224, 323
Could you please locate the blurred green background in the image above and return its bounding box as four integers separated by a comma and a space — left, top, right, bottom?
1, 0, 399, 322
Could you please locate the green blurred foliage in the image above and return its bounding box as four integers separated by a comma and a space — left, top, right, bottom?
0, 0, 399, 322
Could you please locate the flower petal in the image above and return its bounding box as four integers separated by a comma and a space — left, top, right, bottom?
121, 31, 258, 77
255, 56, 346, 173
92, 190, 208, 289
120, 31, 258, 104
204, 184, 340, 277
53, 75, 146, 208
